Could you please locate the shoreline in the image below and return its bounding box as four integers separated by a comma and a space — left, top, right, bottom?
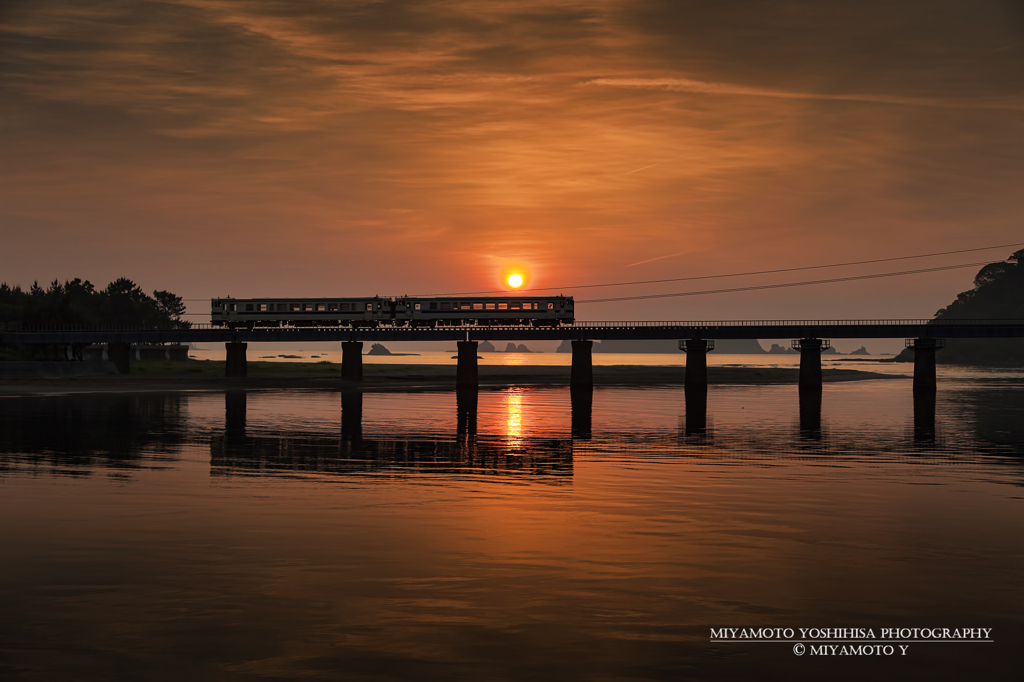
0, 361, 904, 396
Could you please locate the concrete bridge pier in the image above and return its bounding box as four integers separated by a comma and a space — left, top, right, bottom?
456, 341, 479, 388
794, 338, 828, 391
225, 342, 247, 377
681, 339, 714, 393
570, 340, 594, 388
570, 386, 593, 440
108, 342, 131, 374
342, 341, 363, 381
456, 387, 478, 439
908, 338, 944, 392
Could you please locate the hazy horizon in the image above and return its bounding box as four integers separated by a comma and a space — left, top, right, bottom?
3, 1, 1022, 326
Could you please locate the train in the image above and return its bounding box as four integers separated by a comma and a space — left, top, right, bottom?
211, 295, 575, 328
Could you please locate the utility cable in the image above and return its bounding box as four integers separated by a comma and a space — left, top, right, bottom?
410, 242, 1021, 296
577, 260, 995, 304
180, 241, 1020, 301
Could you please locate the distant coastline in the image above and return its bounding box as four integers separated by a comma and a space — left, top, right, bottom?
0, 360, 899, 396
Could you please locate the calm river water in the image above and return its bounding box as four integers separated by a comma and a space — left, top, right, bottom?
1, 374, 1022, 680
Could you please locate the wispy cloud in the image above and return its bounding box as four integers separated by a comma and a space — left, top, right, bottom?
1, 0, 1022, 316
585, 77, 1024, 110
625, 251, 693, 268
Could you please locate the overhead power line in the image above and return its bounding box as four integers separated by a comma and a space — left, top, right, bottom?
577, 260, 995, 304
177, 258, 1000, 315
181, 241, 1019, 302
411, 241, 1022, 297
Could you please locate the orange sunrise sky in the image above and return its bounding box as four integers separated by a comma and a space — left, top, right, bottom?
1, 0, 1022, 323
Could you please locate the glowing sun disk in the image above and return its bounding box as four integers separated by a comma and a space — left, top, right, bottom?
508, 274, 523, 288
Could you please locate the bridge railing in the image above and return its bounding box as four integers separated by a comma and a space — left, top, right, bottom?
4, 319, 1024, 333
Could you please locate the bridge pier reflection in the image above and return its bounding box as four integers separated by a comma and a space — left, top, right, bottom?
913, 391, 937, 442
798, 387, 823, 439
341, 389, 363, 443
570, 386, 593, 440
456, 387, 478, 439
225, 390, 247, 447
684, 386, 708, 436
341, 341, 363, 381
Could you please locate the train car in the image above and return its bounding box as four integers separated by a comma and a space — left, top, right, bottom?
211, 297, 388, 328
210, 295, 574, 328
395, 296, 573, 327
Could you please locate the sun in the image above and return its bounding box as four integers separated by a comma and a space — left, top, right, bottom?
507, 273, 524, 289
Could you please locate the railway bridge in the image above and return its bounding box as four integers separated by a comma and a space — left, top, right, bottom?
4, 319, 1023, 393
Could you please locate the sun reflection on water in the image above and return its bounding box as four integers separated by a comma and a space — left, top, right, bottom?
505, 388, 523, 449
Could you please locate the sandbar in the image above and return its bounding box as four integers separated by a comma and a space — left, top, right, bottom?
0, 360, 904, 396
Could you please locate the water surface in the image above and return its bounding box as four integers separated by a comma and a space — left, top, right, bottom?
1, 377, 1021, 680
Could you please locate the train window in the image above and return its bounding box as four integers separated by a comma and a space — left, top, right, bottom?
415, 303, 421, 310
473, 303, 483, 310
275, 303, 284, 311
366, 303, 372, 311
228, 304, 236, 312
485, 303, 495, 310
548, 302, 554, 309
510, 302, 521, 310
315, 303, 325, 311
212, 302, 222, 309
245, 304, 254, 311
498, 303, 507, 310
327, 303, 338, 311
339, 303, 349, 311
440, 302, 450, 310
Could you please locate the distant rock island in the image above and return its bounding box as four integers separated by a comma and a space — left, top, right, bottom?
595, 339, 767, 353
555, 339, 768, 354
849, 346, 870, 356
766, 344, 795, 354
892, 248, 1024, 365
478, 340, 531, 352
366, 343, 419, 356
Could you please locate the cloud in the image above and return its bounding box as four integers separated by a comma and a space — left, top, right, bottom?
0, 0, 1021, 320
584, 77, 1024, 111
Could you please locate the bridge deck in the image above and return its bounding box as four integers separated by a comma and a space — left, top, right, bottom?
4, 320, 1024, 344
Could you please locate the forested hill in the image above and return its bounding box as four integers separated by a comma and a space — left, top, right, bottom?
898, 248, 1024, 365
0, 278, 188, 330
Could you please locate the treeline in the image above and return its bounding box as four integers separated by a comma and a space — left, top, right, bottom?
0, 277, 189, 330
897, 248, 1024, 365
